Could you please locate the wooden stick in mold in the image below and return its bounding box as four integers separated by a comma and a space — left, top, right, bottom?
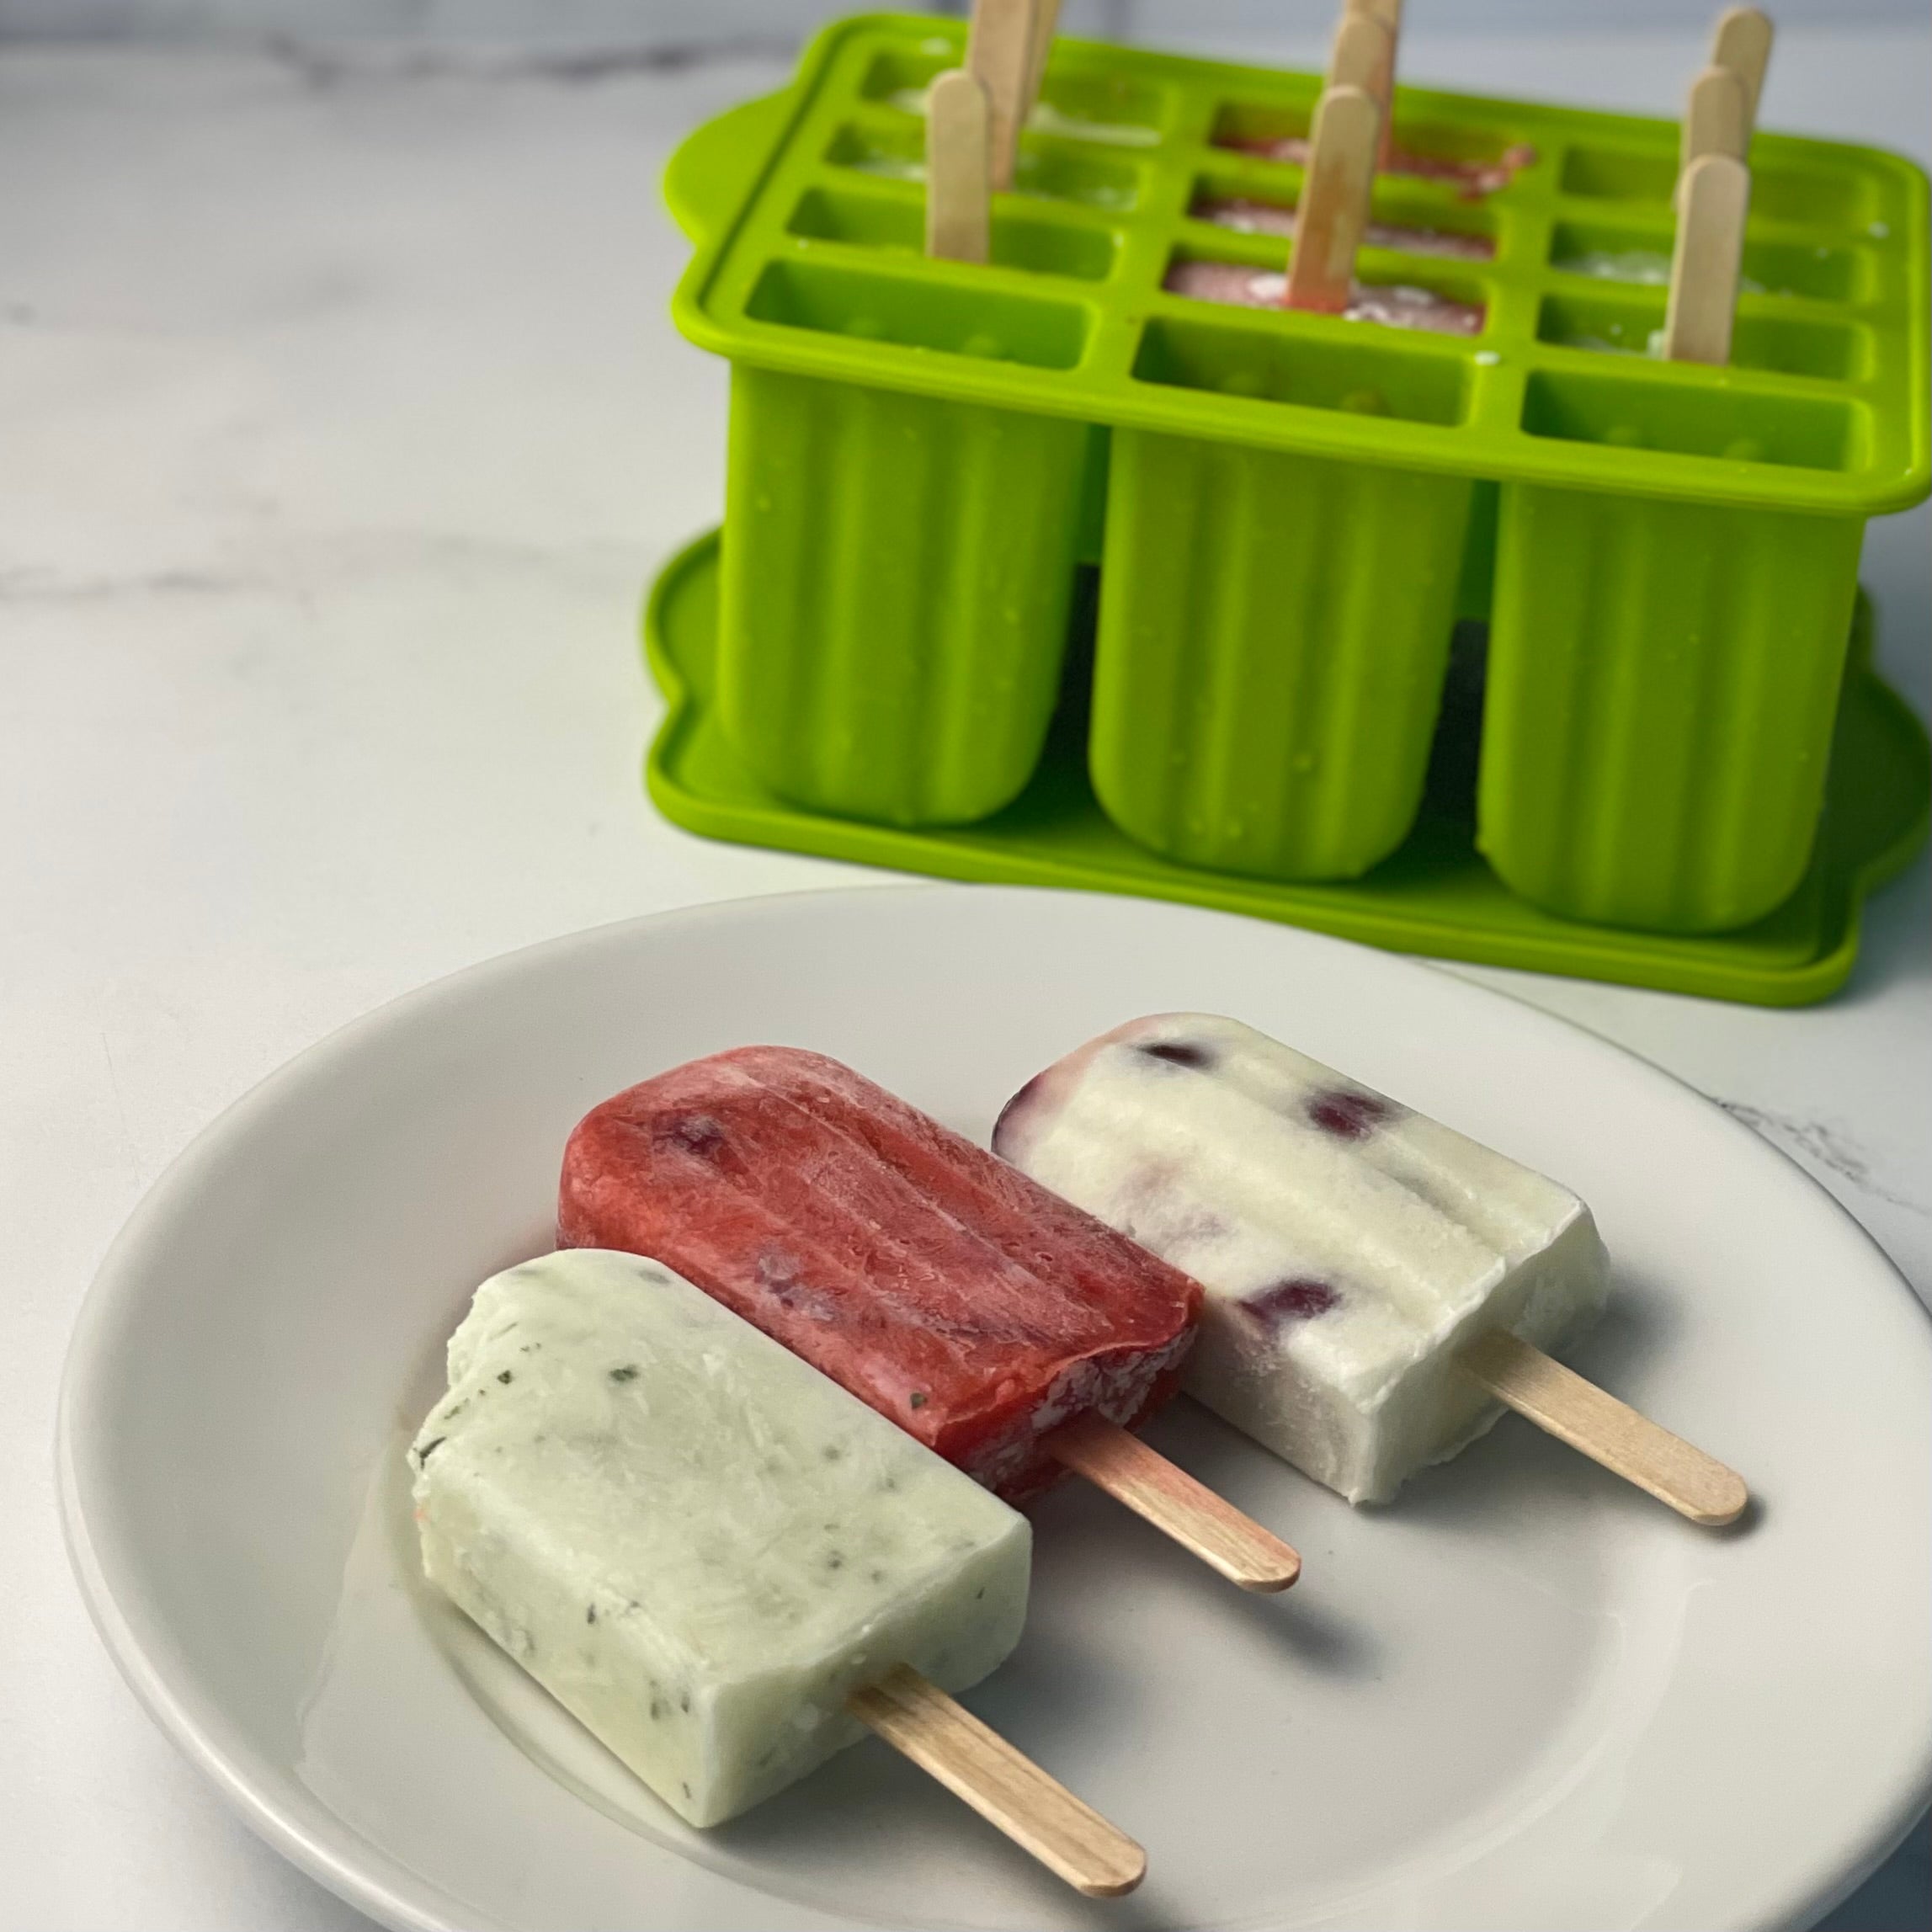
1328, 10, 1393, 114
1710, 5, 1774, 130
1282, 83, 1381, 315
1460, 1330, 1749, 1527
1682, 64, 1749, 177
1344, 0, 1402, 165
966, 0, 1041, 194
848, 1665, 1147, 1897
927, 68, 993, 263
1046, 1414, 1302, 1593
1662, 152, 1751, 365
1019, 0, 1062, 131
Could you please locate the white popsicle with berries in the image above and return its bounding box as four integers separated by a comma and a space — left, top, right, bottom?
994, 1014, 1746, 1525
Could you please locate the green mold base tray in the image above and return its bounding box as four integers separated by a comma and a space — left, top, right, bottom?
644, 532, 1927, 1008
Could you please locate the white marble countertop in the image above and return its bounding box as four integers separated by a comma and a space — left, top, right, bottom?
3, 24, 1926, 1930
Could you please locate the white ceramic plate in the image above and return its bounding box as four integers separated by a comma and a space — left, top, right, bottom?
60, 886, 1931, 1932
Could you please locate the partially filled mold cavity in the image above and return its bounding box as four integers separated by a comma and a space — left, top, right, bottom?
1163, 247, 1488, 337
1186, 172, 1498, 262
1211, 99, 1535, 197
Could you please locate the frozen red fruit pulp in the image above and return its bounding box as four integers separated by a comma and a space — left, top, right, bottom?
559, 1046, 1203, 1502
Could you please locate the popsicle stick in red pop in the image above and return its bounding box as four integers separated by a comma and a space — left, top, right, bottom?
1281, 84, 1381, 315
1328, 8, 1390, 105
1340, 0, 1401, 166
559, 1046, 1302, 1594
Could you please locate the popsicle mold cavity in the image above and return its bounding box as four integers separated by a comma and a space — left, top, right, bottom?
559, 1047, 1202, 1502
1211, 117, 1536, 200
1191, 193, 1496, 261
412, 1249, 1030, 1828
1088, 425, 1473, 882
1163, 258, 1486, 336
716, 365, 1090, 829
993, 1014, 1610, 1504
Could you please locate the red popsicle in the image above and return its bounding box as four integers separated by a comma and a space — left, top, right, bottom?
559, 1046, 1300, 1589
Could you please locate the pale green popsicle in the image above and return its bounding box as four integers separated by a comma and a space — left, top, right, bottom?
412, 1248, 1030, 1827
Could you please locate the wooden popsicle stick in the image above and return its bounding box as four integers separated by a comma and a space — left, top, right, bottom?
1281, 84, 1381, 314
1328, 12, 1393, 109
848, 1664, 1146, 1897
1661, 152, 1751, 365
1344, 0, 1402, 166
1460, 1329, 1748, 1527
927, 69, 993, 263
1710, 4, 1774, 128
1046, 1413, 1301, 1592
1019, 0, 1062, 130
1681, 64, 1748, 177
966, 0, 1040, 194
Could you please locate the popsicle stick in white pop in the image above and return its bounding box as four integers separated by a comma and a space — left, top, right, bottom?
1662, 152, 1751, 365
967, 0, 1040, 193
1282, 83, 1381, 314
927, 68, 993, 263
1343, 0, 1402, 165
850, 1666, 1146, 1897
1461, 1332, 1748, 1526
1019, 0, 1062, 130
1710, 4, 1774, 129
1681, 64, 1748, 178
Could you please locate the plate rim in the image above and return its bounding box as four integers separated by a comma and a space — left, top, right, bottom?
56, 882, 1932, 1932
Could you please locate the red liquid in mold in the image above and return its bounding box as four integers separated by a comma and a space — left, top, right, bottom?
1192, 194, 1494, 261
1163, 258, 1484, 334
1221, 135, 1535, 200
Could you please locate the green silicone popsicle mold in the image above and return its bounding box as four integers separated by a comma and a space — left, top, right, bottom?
644, 531, 1928, 1006
663, 13, 1929, 942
